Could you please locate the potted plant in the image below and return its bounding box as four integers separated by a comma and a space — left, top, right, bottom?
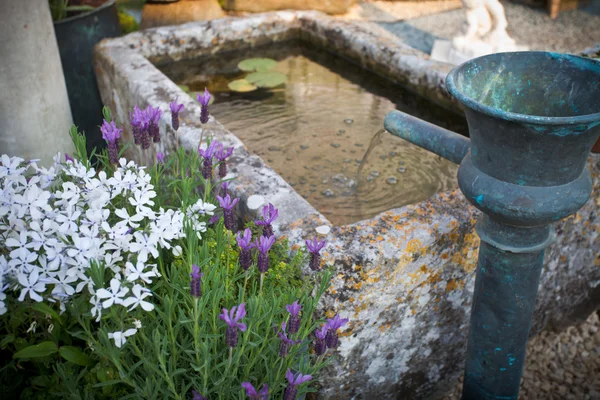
51, 0, 122, 155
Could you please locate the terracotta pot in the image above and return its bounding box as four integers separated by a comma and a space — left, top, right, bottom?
592, 137, 600, 154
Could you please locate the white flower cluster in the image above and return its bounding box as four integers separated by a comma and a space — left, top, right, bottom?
0, 154, 214, 348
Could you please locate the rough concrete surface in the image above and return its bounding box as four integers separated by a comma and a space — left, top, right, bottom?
94, 11, 600, 399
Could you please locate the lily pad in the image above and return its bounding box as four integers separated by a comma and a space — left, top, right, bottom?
245, 71, 287, 89
228, 79, 258, 93
238, 58, 277, 72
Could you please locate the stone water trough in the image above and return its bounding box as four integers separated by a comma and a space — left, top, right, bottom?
94, 12, 600, 399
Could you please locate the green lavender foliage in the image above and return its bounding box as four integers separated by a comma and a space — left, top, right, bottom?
0, 127, 333, 399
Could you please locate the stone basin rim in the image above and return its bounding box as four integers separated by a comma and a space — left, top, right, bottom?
446, 51, 600, 127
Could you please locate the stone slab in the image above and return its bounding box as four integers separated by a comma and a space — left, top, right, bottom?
94, 11, 600, 399
141, 0, 225, 29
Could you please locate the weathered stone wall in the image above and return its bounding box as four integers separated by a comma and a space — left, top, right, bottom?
222, 0, 357, 15
94, 11, 600, 399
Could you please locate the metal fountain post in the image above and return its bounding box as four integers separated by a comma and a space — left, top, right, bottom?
384, 52, 600, 400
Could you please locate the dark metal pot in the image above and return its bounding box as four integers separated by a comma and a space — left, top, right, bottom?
54, 0, 121, 154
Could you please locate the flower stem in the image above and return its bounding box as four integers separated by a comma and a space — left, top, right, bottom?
241, 271, 248, 304
259, 273, 264, 295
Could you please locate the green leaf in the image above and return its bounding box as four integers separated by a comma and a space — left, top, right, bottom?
245, 71, 287, 89
13, 341, 58, 359
102, 106, 112, 122
178, 84, 190, 93
32, 303, 61, 324
0, 334, 14, 348
59, 346, 94, 366
238, 58, 277, 72
228, 79, 258, 93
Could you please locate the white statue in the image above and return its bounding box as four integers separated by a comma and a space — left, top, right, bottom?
430, 0, 524, 65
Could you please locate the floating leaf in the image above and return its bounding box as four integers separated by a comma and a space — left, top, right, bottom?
228, 79, 258, 93
13, 341, 58, 359
238, 58, 277, 72
246, 71, 287, 89
59, 346, 94, 366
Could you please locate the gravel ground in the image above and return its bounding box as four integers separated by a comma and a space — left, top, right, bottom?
367, 1, 600, 54
440, 311, 600, 400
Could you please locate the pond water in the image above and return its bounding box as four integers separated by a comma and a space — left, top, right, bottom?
158, 42, 468, 226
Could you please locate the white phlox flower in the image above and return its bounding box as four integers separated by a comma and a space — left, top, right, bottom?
95, 278, 129, 309
122, 284, 154, 311
108, 328, 137, 348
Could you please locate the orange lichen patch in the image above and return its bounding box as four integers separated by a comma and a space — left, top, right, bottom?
411, 309, 417, 315
161, 39, 167, 44
450, 231, 480, 274
211, 37, 218, 45
328, 286, 337, 294
440, 253, 449, 259
595, 255, 600, 267
325, 310, 336, 318
433, 306, 439, 311
339, 329, 353, 338
406, 239, 424, 254
180, 39, 186, 44
349, 297, 355, 302
396, 296, 403, 302
559, 255, 567, 263
379, 323, 391, 332
354, 303, 368, 314
445, 278, 465, 292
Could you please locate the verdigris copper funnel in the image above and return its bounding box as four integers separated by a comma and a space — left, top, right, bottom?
385, 52, 600, 400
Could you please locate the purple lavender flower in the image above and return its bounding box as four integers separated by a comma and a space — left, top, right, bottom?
198, 140, 219, 180
277, 321, 301, 357
65, 153, 73, 163
313, 325, 329, 356
146, 105, 162, 143
284, 369, 312, 400
219, 303, 247, 348
220, 181, 229, 198
286, 300, 302, 334
197, 88, 212, 124
190, 264, 203, 298
236, 228, 254, 271
170, 99, 184, 131
216, 194, 239, 231
130, 106, 144, 145
101, 119, 123, 164
192, 390, 207, 400
208, 213, 221, 226
305, 237, 327, 271
325, 314, 349, 349
215, 143, 234, 178
255, 203, 278, 238
241, 382, 269, 400
156, 152, 165, 164
254, 235, 275, 273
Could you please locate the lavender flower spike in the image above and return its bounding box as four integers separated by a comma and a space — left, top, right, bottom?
277, 321, 301, 357
130, 105, 144, 145
254, 235, 275, 273
236, 228, 254, 271
306, 237, 327, 271
241, 382, 269, 400
216, 194, 240, 231
197, 88, 212, 124
286, 300, 302, 334
255, 203, 278, 238
64, 153, 74, 163
215, 142, 234, 178
220, 181, 229, 198
198, 140, 219, 180
190, 264, 204, 298
284, 369, 313, 400
325, 314, 349, 349
219, 303, 247, 348
156, 152, 165, 164
169, 99, 184, 131
101, 119, 123, 164
147, 105, 162, 143
192, 390, 207, 400
313, 325, 329, 356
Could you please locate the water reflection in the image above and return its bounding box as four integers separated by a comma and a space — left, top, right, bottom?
157, 42, 467, 225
